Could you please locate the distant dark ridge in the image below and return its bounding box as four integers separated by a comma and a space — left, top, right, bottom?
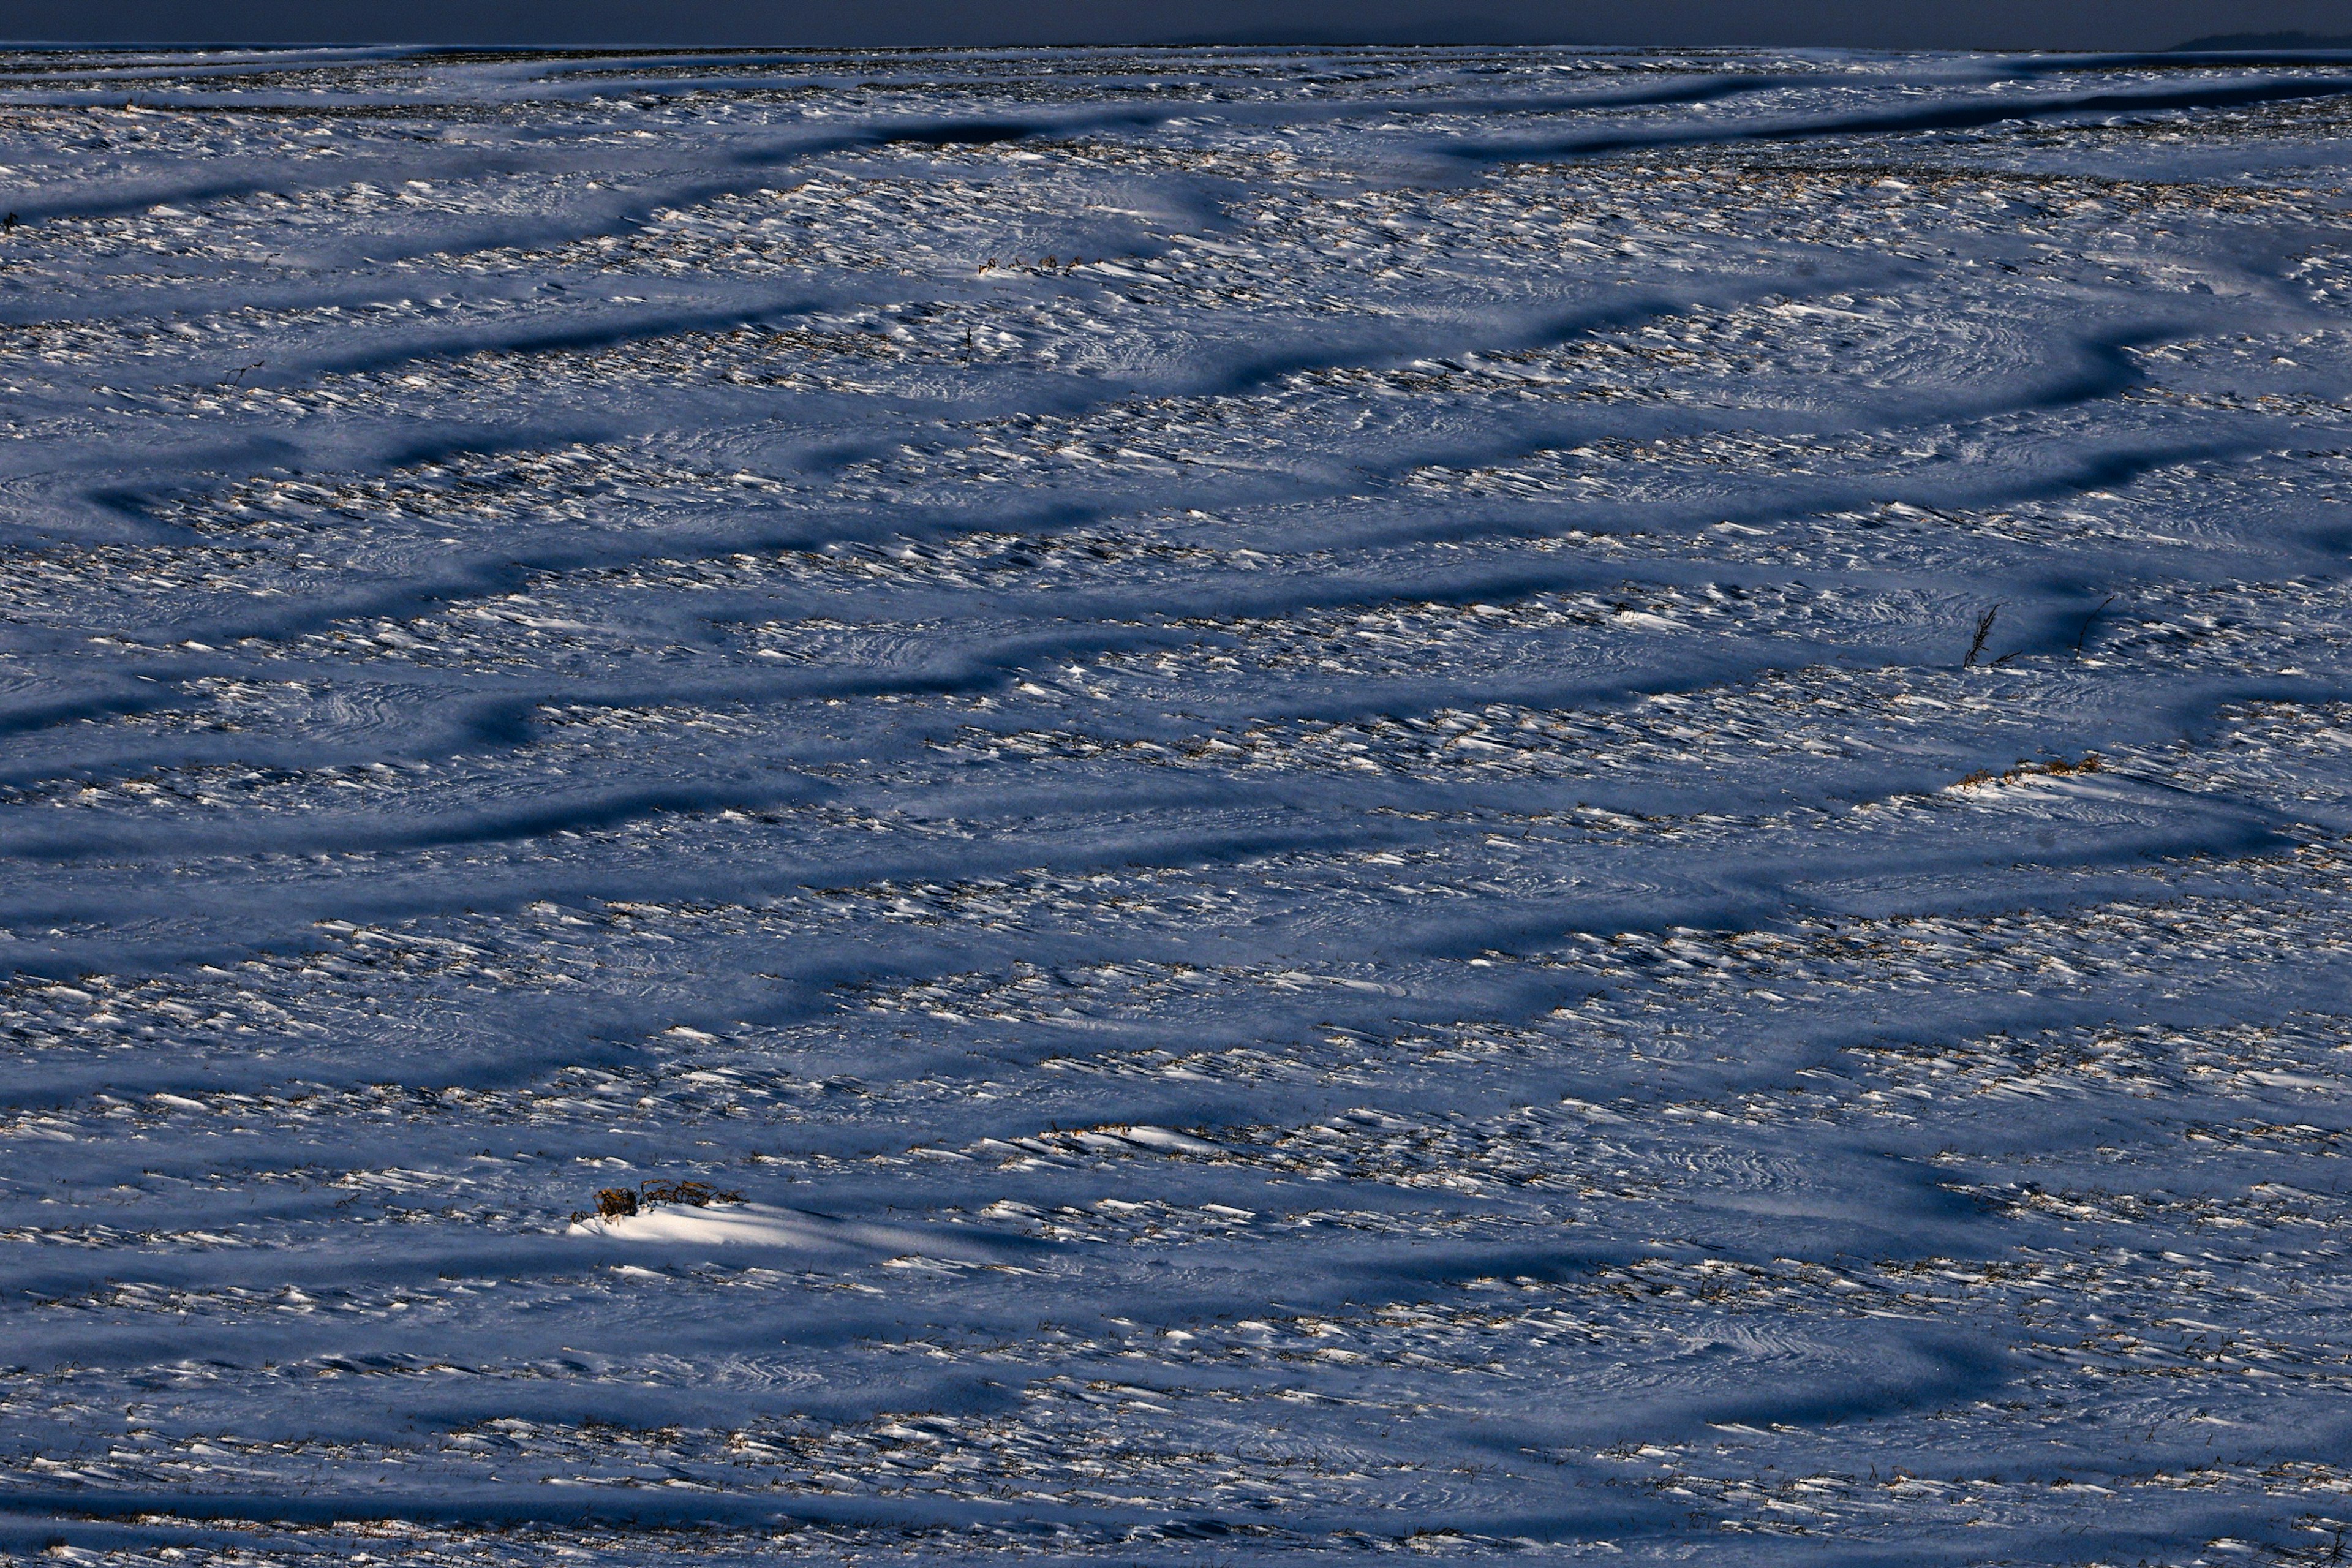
2171, 31, 2352, 51
1157, 18, 1588, 47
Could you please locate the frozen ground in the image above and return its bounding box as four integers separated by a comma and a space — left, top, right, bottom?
4, 39, 2352, 1566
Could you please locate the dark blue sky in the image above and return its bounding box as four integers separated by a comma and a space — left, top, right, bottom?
5, 0, 2348, 51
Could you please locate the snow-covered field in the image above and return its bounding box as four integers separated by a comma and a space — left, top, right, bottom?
4, 39, 2352, 1565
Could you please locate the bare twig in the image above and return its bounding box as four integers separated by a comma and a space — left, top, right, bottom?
2073, 594, 2117, 659
1963, 605, 2000, 668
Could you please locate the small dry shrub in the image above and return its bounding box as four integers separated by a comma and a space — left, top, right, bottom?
640, 1179, 743, 1208
571, 1178, 742, 1224
570, 1187, 641, 1223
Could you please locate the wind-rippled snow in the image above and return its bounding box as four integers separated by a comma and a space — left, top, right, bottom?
4, 39, 2352, 1566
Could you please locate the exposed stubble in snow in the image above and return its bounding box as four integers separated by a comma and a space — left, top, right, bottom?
3, 38, 2352, 1567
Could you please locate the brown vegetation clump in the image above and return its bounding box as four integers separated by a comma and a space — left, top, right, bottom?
1956, 754, 2103, 789
571, 1178, 744, 1224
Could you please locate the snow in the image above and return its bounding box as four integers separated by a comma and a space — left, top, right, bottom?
3, 36, 2352, 1566
569, 1200, 1033, 1262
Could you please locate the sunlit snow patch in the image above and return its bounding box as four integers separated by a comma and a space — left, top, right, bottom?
569, 1200, 1030, 1263
1103, 1124, 1219, 1153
